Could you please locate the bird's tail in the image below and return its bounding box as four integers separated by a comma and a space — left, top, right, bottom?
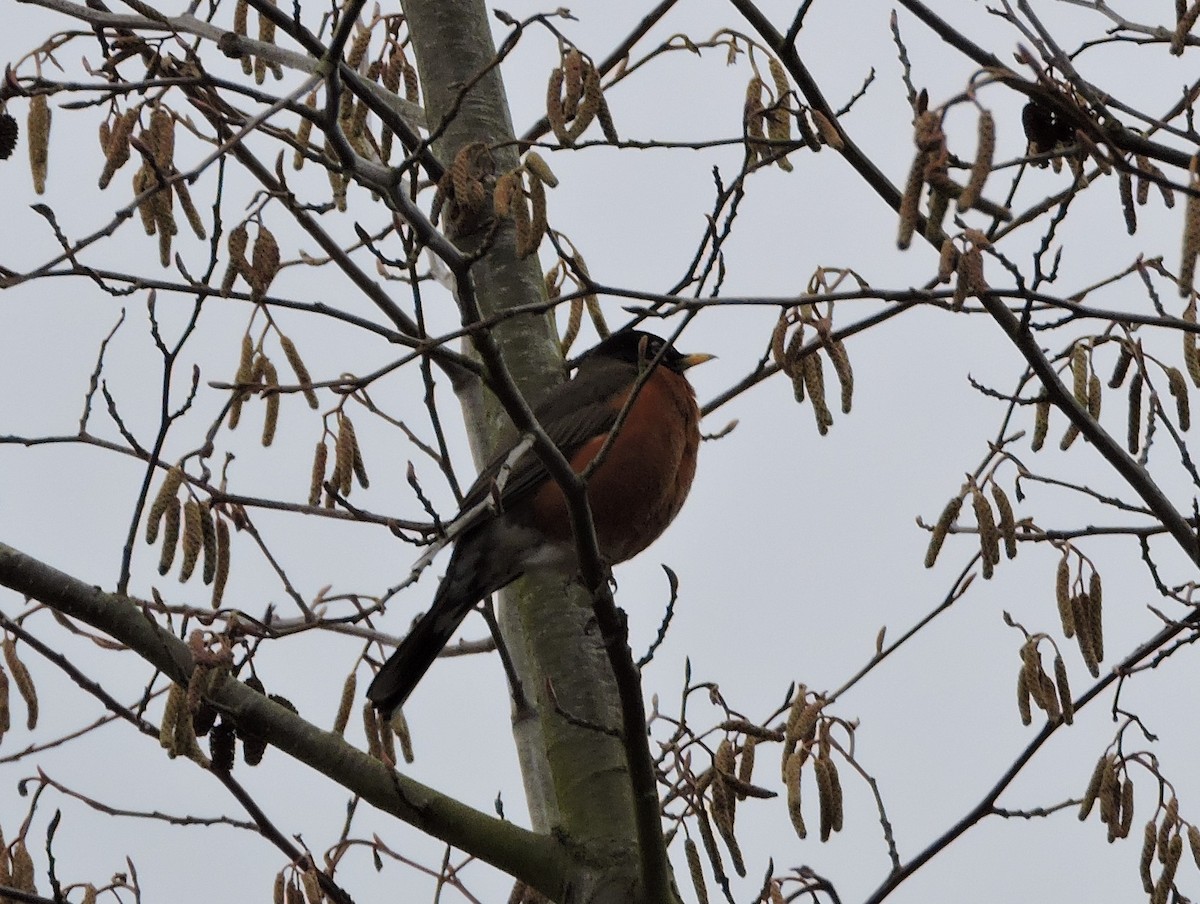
365, 542, 491, 718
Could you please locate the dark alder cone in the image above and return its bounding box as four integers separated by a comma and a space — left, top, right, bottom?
240, 724, 268, 766
0, 112, 17, 160
192, 700, 218, 737
239, 674, 269, 765
268, 693, 298, 715
1022, 101, 1059, 159
209, 719, 236, 773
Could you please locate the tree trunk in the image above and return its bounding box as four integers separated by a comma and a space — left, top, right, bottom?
400, 2, 647, 898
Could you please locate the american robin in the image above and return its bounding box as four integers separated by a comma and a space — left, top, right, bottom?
367, 329, 712, 716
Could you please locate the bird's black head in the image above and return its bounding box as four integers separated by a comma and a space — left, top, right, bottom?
582, 329, 712, 374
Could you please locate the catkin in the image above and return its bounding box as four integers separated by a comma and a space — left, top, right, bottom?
159, 680, 184, 753
1119, 777, 1135, 838
1073, 593, 1100, 677
707, 751, 736, 846
991, 483, 1018, 559
1161, 802, 1178, 861
254, 0, 277, 84
1032, 393, 1051, 450
781, 684, 807, 772
1142, 820, 1159, 892
972, 485, 999, 576
710, 780, 744, 877
936, 238, 958, 284
1097, 755, 1120, 826
222, 223, 250, 297
212, 517, 230, 608
952, 248, 977, 310
1180, 158, 1200, 296
546, 67, 568, 144
158, 497, 181, 575
1056, 555, 1074, 638
1109, 342, 1133, 388
99, 108, 136, 189
924, 188, 948, 242
175, 180, 206, 240
566, 63, 600, 143
1163, 834, 1184, 896
802, 353, 833, 434
10, 839, 35, 893
346, 24, 372, 70
308, 442, 328, 507
524, 151, 558, 188
695, 805, 727, 886
815, 755, 838, 841
337, 416, 360, 495
744, 76, 768, 164
253, 359, 277, 450
684, 837, 709, 904
250, 226, 281, 301
27, 95, 50, 194
524, 177, 548, 257
1167, 366, 1190, 430
596, 83, 619, 143
180, 499, 203, 582
561, 50, 585, 119
897, 151, 927, 250
958, 110, 994, 212
1016, 668, 1032, 725
294, 91, 317, 169
330, 672, 356, 737
1059, 422, 1081, 451
390, 708, 414, 764
1070, 344, 1088, 405
1187, 824, 1200, 870
765, 58, 794, 170
714, 739, 736, 805
229, 332, 254, 429
200, 503, 218, 585
280, 336, 319, 409
1128, 371, 1143, 453
1053, 654, 1073, 724
1088, 570, 1104, 661
146, 465, 185, 544
735, 737, 756, 799
133, 164, 156, 235
826, 339, 854, 414
784, 750, 807, 839
3, 640, 37, 730
811, 109, 844, 150
1184, 300, 1200, 387
924, 493, 964, 568
148, 106, 174, 167
301, 868, 324, 904
1119, 170, 1137, 235
509, 174, 534, 257
330, 419, 351, 499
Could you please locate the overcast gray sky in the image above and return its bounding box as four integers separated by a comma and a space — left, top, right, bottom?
2, 2, 1199, 903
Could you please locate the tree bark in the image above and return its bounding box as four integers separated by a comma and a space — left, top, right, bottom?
400, 2, 647, 898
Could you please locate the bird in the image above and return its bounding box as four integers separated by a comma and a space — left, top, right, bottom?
366, 329, 713, 717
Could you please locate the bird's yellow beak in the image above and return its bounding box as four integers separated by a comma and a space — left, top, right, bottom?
678, 352, 716, 370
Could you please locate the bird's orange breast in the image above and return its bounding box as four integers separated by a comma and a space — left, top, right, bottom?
524, 367, 700, 563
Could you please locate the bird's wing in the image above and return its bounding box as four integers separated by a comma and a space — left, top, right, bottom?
455, 361, 631, 521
